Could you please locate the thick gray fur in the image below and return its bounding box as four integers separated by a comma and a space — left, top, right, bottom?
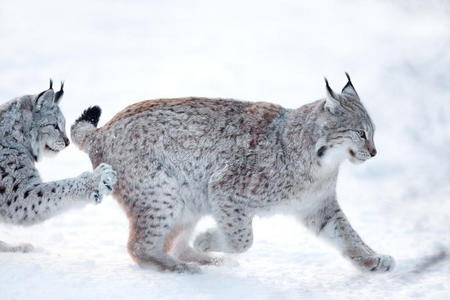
0, 81, 117, 253
72, 74, 394, 273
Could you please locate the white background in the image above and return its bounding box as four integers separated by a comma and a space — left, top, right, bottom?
0, 0, 449, 299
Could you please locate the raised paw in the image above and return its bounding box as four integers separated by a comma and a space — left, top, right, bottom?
89, 189, 102, 204
96, 163, 117, 194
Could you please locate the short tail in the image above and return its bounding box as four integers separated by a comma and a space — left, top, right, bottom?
71, 106, 102, 152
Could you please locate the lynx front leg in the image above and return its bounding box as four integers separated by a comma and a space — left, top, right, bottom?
303, 199, 394, 272
0, 157, 117, 226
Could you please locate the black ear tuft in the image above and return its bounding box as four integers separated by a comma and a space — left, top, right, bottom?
342, 72, 358, 96
324, 77, 338, 99
49, 78, 53, 90
345, 72, 351, 82
76, 106, 102, 127
324, 77, 331, 91
54, 81, 64, 104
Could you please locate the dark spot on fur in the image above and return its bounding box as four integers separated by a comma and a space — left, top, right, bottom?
37, 191, 43, 197
14, 165, 24, 171
51, 188, 56, 193
6, 200, 11, 206
0, 186, 5, 194
13, 183, 19, 192
317, 146, 327, 158
23, 190, 31, 198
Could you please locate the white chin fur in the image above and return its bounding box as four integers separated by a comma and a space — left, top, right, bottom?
321, 147, 348, 167
43, 149, 59, 158
349, 156, 365, 164
42, 146, 61, 159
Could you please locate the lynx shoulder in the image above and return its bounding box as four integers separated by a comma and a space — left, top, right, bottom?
72, 74, 394, 273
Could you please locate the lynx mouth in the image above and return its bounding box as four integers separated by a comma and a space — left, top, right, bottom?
44, 145, 60, 153
348, 149, 367, 163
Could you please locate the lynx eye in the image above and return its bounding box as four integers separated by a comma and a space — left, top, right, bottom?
357, 130, 366, 139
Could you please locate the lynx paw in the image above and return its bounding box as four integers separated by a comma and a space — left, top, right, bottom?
168, 263, 201, 274
193, 231, 214, 252
96, 163, 117, 195
15, 243, 34, 253
89, 163, 117, 204
369, 255, 395, 272
354, 254, 395, 272
0, 241, 34, 253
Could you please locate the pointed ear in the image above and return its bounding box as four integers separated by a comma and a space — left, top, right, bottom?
341, 72, 358, 96
324, 77, 341, 113
54, 81, 64, 104
34, 79, 55, 111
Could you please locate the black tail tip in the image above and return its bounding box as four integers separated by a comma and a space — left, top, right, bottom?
76, 105, 102, 127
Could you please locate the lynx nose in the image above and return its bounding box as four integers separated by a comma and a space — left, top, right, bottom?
63, 137, 70, 147
369, 148, 377, 157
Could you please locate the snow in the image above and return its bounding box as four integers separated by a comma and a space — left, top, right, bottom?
1, 0, 449, 299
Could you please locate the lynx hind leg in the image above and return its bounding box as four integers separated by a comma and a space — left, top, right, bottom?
125, 167, 201, 273
166, 222, 223, 265
194, 202, 253, 254
0, 240, 34, 253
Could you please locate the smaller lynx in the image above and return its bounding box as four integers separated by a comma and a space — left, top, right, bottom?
72, 74, 394, 273
0, 81, 117, 252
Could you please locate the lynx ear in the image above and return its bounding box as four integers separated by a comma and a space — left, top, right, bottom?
35, 79, 55, 111
324, 77, 341, 113
54, 81, 64, 104
341, 72, 358, 97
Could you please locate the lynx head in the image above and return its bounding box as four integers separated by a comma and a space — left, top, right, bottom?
30, 80, 69, 160
316, 73, 376, 165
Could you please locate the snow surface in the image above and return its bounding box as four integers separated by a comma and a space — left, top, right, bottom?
0, 0, 449, 299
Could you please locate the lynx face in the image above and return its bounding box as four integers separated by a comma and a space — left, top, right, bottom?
31, 82, 69, 159
320, 74, 376, 165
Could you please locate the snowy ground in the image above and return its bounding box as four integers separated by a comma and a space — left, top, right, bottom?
1, 0, 449, 299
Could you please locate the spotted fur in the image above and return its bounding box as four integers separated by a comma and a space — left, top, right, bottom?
0, 81, 117, 252
71, 74, 394, 273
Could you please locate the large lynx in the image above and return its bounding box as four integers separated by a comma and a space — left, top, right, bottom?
72, 74, 394, 273
0, 81, 117, 252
